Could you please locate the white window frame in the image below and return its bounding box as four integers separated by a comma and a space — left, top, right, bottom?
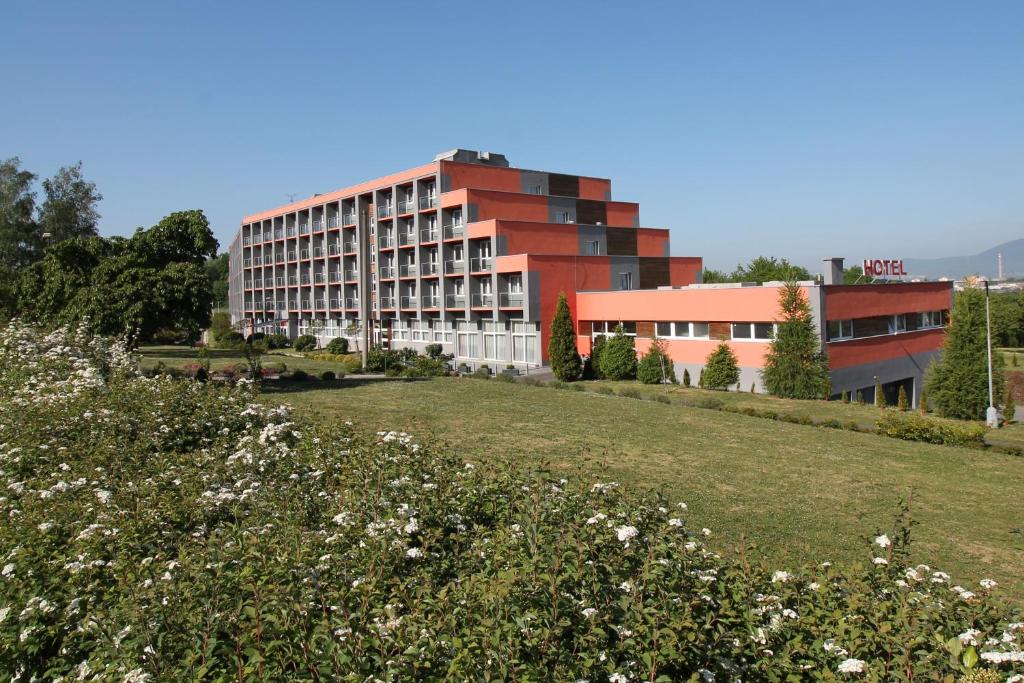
619, 272, 633, 290
827, 319, 854, 341
889, 314, 907, 334
731, 322, 777, 342
508, 274, 523, 294
655, 321, 710, 339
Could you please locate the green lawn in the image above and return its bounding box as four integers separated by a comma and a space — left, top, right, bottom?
138, 344, 351, 376
263, 376, 1024, 600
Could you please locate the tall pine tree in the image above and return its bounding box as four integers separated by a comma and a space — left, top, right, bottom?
925, 286, 1005, 420
547, 292, 582, 381
760, 282, 830, 399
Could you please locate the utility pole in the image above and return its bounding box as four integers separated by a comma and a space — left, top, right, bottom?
985, 280, 999, 428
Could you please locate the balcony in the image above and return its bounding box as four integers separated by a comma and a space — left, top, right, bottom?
327, 217, 339, 229
421, 262, 439, 276
274, 229, 284, 239
287, 251, 297, 261
243, 259, 252, 267
444, 260, 465, 274
345, 297, 360, 308
300, 275, 311, 285
379, 266, 396, 279
262, 299, 274, 310
275, 254, 284, 264
253, 278, 263, 288
314, 298, 326, 308
300, 299, 312, 309
400, 296, 418, 309
299, 223, 310, 235
288, 276, 298, 286
314, 273, 325, 284
300, 249, 310, 259
377, 204, 393, 219
313, 219, 323, 231
343, 241, 357, 253
242, 237, 251, 246
421, 295, 440, 308
253, 257, 263, 266
328, 270, 342, 283
445, 294, 466, 308
398, 264, 417, 278
329, 298, 341, 309
442, 223, 464, 240
313, 247, 324, 258
379, 297, 396, 309
342, 213, 356, 225
344, 269, 359, 281
469, 257, 492, 272
499, 292, 524, 307
286, 226, 297, 238
398, 199, 414, 214
328, 244, 341, 256
419, 228, 439, 242
419, 195, 437, 210
377, 235, 394, 249
244, 279, 253, 288
471, 293, 494, 307
398, 231, 416, 246
275, 277, 286, 287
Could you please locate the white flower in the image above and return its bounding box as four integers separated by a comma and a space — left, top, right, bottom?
771, 571, 792, 584
615, 525, 638, 543
0, 606, 9, 623
406, 547, 423, 559
581, 607, 598, 618
701, 528, 711, 536
979, 578, 998, 590
873, 534, 891, 548
618, 580, 633, 593
872, 557, 888, 565
668, 518, 683, 527
403, 518, 419, 535
836, 658, 865, 673
609, 674, 628, 683
677, 502, 688, 510
958, 629, 980, 646
586, 512, 607, 525
95, 489, 113, 505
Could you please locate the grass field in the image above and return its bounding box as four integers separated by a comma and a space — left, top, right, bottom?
262, 376, 1024, 600
138, 344, 349, 375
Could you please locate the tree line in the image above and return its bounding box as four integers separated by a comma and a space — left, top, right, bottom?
0, 157, 226, 344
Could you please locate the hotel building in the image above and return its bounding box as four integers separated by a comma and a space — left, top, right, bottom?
229, 149, 951, 406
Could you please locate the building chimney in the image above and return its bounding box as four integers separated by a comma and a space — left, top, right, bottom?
823, 257, 844, 285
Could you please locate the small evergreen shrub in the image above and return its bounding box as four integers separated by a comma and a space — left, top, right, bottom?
548, 293, 582, 381
856, 390, 865, 405
637, 338, 676, 384
325, 337, 349, 355
1003, 384, 1016, 424
920, 387, 929, 413
294, 334, 317, 352
424, 343, 444, 359
875, 378, 886, 408
599, 326, 637, 380
494, 372, 514, 383
897, 386, 909, 412
876, 412, 987, 448
266, 333, 290, 349
841, 390, 849, 404
588, 335, 607, 380
702, 343, 740, 390
682, 368, 691, 387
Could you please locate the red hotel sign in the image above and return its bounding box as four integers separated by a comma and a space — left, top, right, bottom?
863, 258, 906, 278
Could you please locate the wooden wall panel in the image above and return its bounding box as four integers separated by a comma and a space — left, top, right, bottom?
709, 322, 731, 341
606, 228, 638, 256
548, 173, 580, 198
638, 257, 670, 289
575, 199, 607, 226
636, 321, 655, 338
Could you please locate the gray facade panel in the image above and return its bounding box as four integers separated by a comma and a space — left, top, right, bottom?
519, 170, 548, 196
547, 196, 576, 224
828, 349, 942, 407
577, 224, 607, 256
609, 256, 640, 291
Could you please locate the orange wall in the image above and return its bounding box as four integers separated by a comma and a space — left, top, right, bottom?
576, 335, 771, 367
468, 189, 551, 222
576, 285, 797, 322
636, 228, 668, 257
825, 283, 952, 319
578, 176, 611, 200
526, 255, 611, 361
496, 220, 580, 255
828, 329, 945, 369
606, 202, 639, 227
669, 258, 704, 286
441, 161, 522, 193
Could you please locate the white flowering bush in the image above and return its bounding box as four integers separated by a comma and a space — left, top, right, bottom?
1, 321, 1022, 682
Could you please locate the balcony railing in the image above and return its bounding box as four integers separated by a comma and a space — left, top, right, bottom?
328, 244, 340, 256
262, 299, 274, 309
343, 241, 357, 253
398, 264, 417, 277
275, 277, 286, 286
444, 260, 465, 274
398, 231, 416, 246
300, 249, 310, 259
378, 266, 395, 279
288, 276, 298, 286
253, 279, 263, 288
286, 226, 296, 237
400, 296, 417, 309
377, 235, 394, 248
287, 251, 297, 261
445, 294, 466, 308
314, 273, 325, 284
345, 298, 359, 308
442, 223, 464, 240
344, 270, 358, 281
300, 299, 312, 309
419, 228, 439, 242
243, 259, 252, 267
419, 195, 437, 210
300, 275, 311, 285
499, 292, 524, 307
379, 297, 396, 309
377, 204, 392, 219
313, 247, 324, 258
314, 298, 326, 308
327, 217, 339, 228
328, 270, 342, 283
274, 229, 284, 239
471, 293, 494, 307
275, 254, 284, 264
329, 298, 341, 309
299, 223, 310, 235
398, 199, 414, 214
421, 262, 439, 276
421, 295, 440, 308
242, 237, 251, 246
244, 279, 253, 288
342, 213, 356, 225
253, 257, 263, 266
469, 257, 492, 272
313, 219, 323, 231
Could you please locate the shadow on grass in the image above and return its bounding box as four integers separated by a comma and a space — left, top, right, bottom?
259, 377, 430, 395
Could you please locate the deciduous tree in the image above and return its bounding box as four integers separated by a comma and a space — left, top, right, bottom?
37, 162, 102, 243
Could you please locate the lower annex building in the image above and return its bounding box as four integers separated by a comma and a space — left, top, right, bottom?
229, 149, 951, 407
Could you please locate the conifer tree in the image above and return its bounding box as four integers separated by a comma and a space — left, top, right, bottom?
919, 387, 929, 413
855, 390, 865, 405
875, 377, 886, 408
760, 282, 830, 399
925, 287, 1006, 419
682, 368, 691, 387
599, 324, 637, 380
841, 390, 849, 404
637, 337, 676, 384
548, 293, 582, 381
587, 334, 607, 379
702, 342, 740, 390
897, 385, 909, 411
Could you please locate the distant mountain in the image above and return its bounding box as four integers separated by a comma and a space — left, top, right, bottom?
903, 238, 1024, 280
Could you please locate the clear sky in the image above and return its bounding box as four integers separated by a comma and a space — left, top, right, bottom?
2, 1, 1021, 271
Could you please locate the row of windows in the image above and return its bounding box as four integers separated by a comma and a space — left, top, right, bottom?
590, 321, 775, 341
826, 310, 947, 342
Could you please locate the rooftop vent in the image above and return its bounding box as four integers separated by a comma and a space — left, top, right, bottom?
434, 148, 510, 167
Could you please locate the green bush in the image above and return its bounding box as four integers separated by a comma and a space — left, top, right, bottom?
215, 331, 245, 350
366, 346, 402, 373
266, 333, 290, 349
637, 338, 676, 384
494, 372, 514, 383
618, 387, 642, 399
586, 334, 607, 379
595, 385, 614, 395
548, 293, 582, 381
876, 412, 988, 448
682, 368, 691, 387
326, 337, 350, 355
651, 394, 672, 404
1, 321, 1023, 681
294, 334, 317, 352
598, 327, 637, 380
290, 368, 309, 381
702, 342, 740, 390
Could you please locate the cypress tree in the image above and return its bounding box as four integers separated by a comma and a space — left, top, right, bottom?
588, 334, 607, 379
702, 342, 740, 390
925, 287, 1006, 419
841, 390, 849, 404
761, 282, 830, 399
919, 387, 929, 413
875, 377, 886, 408
855, 390, 865, 405
682, 368, 691, 387
897, 385, 909, 411
548, 293, 582, 381
599, 325, 638, 380
637, 337, 676, 384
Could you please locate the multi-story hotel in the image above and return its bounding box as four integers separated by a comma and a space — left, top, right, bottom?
229, 149, 951, 406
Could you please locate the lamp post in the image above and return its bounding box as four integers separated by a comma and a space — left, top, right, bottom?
984, 280, 999, 428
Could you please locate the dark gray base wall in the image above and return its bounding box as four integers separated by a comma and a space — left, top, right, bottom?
828, 350, 941, 408
672, 363, 766, 392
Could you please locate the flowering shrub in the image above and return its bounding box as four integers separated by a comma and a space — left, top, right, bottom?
1, 320, 1023, 681
877, 411, 989, 447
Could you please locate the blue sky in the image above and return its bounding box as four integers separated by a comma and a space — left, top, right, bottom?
2, 1, 1021, 271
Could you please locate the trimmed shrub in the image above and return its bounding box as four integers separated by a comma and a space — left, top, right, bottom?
841, 390, 849, 403
702, 342, 739, 390
424, 343, 444, 359
855, 390, 865, 405
876, 412, 987, 448
548, 293, 582, 381
294, 334, 317, 352
216, 331, 245, 350
599, 326, 637, 380
920, 387, 929, 413
494, 372, 514, 383
326, 337, 349, 355
897, 385, 909, 411
637, 338, 676, 384
682, 368, 691, 387
1004, 384, 1016, 424
588, 334, 607, 380
875, 377, 886, 408
266, 333, 290, 349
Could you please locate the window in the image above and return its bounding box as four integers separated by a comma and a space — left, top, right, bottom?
731, 323, 752, 340
656, 322, 672, 337
691, 323, 710, 338
732, 322, 776, 341
587, 240, 601, 256
656, 321, 705, 338
920, 311, 944, 329
512, 322, 538, 363
619, 272, 634, 290
479, 240, 491, 258
557, 211, 572, 224
889, 314, 907, 334
451, 208, 463, 225
508, 274, 523, 293
592, 321, 636, 337
827, 319, 854, 341
483, 321, 506, 360
529, 184, 543, 194
457, 321, 479, 358
753, 323, 775, 340
428, 214, 437, 229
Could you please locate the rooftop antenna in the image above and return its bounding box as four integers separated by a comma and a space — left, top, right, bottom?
286, 193, 297, 203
